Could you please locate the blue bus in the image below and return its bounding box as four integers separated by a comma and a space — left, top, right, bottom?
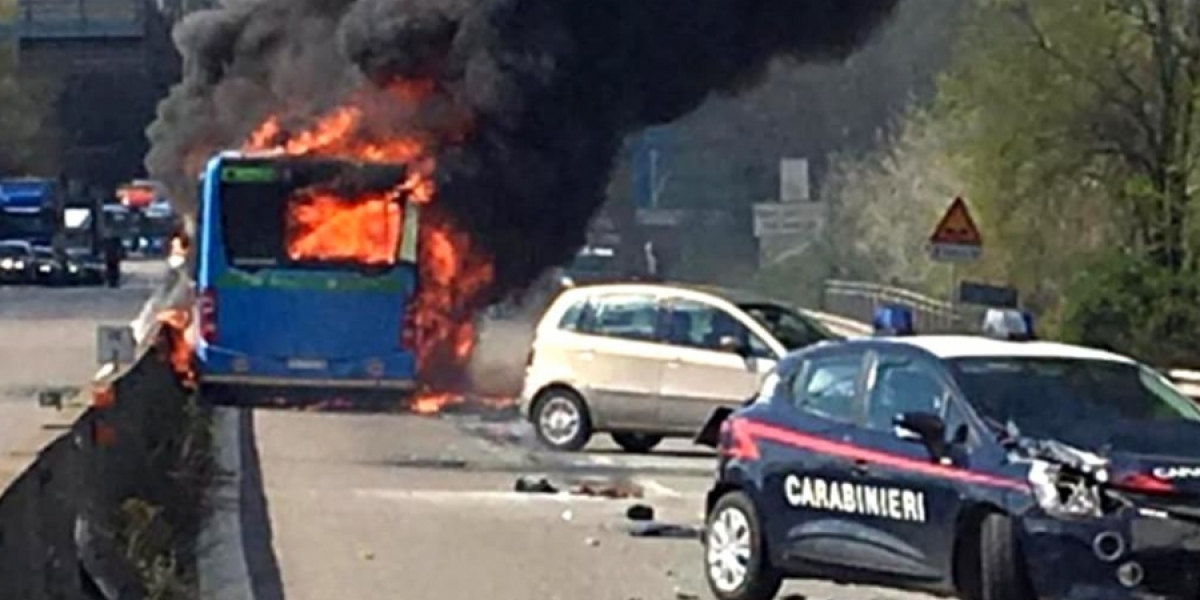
193, 152, 422, 403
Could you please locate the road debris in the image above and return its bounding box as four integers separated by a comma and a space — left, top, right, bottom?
624, 521, 703, 539
569, 477, 643, 499
514, 475, 558, 494
625, 503, 655, 521
673, 586, 700, 600
584, 536, 600, 547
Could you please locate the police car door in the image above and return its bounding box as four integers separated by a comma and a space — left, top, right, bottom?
769, 346, 872, 569
844, 348, 964, 581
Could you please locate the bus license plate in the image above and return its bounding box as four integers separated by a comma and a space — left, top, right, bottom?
287, 358, 328, 371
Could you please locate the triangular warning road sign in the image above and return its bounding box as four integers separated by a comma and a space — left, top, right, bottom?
929, 197, 982, 247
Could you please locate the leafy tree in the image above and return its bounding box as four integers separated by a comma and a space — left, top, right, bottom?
819, 107, 965, 296
921, 0, 1200, 355
0, 44, 60, 174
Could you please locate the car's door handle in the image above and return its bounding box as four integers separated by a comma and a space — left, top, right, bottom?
577, 351, 595, 360
666, 359, 681, 369
851, 459, 870, 476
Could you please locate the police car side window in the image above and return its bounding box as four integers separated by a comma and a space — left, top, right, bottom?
792, 353, 863, 422
866, 355, 949, 432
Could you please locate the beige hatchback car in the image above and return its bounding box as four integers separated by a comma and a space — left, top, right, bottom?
520, 283, 838, 452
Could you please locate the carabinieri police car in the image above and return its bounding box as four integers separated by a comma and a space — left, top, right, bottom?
696, 306, 1200, 600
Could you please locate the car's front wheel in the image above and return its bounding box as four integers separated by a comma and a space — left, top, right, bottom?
980, 513, 1035, 600
611, 432, 662, 453
705, 491, 782, 600
531, 388, 592, 452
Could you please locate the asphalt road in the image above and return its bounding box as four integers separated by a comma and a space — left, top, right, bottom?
216, 406, 933, 600
0, 259, 165, 485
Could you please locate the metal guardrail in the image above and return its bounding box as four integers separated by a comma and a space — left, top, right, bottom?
819, 279, 1200, 400
822, 279, 971, 334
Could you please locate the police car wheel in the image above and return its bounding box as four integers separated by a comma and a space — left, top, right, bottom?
705, 492, 782, 600
611, 432, 662, 453
979, 513, 1035, 600
531, 389, 592, 452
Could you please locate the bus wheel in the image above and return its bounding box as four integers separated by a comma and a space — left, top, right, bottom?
531, 388, 592, 452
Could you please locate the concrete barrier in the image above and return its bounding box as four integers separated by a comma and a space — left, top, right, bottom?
0, 322, 196, 598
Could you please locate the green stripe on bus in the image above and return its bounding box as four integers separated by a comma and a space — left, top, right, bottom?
215, 269, 407, 292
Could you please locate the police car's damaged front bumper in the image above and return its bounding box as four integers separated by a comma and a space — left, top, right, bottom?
1019, 504, 1200, 599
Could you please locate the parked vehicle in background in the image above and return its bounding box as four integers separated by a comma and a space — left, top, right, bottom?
0, 178, 59, 248
192, 152, 422, 404
520, 282, 839, 452
29, 245, 103, 286
0, 240, 37, 284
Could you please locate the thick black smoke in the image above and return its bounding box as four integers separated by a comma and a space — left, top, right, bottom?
147, 0, 899, 301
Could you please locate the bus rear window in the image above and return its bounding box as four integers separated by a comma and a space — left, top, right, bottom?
217, 159, 409, 270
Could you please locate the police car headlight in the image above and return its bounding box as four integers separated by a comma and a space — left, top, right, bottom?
1029, 461, 1103, 517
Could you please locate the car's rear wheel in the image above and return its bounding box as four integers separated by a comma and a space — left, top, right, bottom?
705, 491, 782, 600
531, 388, 592, 452
980, 513, 1035, 600
611, 432, 662, 454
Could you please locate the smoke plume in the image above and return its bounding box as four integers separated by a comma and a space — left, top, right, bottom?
147, 0, 899, 300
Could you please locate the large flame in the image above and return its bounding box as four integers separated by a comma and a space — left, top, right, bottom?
243, 79, 495, 412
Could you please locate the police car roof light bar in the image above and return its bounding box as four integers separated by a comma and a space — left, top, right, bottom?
982, 308, 1035, 341
873, 304, 915, 337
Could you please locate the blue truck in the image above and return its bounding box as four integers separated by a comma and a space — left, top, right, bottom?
0, 178, 59, 246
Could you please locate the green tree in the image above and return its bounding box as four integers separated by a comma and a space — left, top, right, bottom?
927, 0, 1200, 359
821, 108, 965, 295
0, 44, 59, 174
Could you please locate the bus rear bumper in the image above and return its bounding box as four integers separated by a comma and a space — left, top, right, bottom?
194, 345, 418, 394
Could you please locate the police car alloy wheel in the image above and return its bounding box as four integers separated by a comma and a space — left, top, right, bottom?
705, 492, 782, 600
532, 389, 592, 452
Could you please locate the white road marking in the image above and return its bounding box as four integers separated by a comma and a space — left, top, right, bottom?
197, 408, 255, 600
636, 478, 683, 498
353, 488, 615, 504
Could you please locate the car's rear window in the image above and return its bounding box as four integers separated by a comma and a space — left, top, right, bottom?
217, 159, 409, 271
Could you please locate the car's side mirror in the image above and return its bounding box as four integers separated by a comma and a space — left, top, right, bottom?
894, 411, 948, 461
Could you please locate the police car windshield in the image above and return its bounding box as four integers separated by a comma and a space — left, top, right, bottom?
949, 357, 1200, 440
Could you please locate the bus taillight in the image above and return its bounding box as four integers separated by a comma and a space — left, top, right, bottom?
198, 288, 218, 343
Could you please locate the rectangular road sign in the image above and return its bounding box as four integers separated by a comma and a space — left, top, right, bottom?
96, 325, 135, 366
928, 243, 982, 263
753, 202, 826, 238
959, 281, 1019, 308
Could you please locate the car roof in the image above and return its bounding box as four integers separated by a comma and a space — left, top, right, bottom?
867, 335, 1136, 364
566, 281, 789, 307
0, 240, 31, 248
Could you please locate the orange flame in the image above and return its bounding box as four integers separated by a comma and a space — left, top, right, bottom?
242, 79, 494, 412
286, 189, 403, 265
156, 308, 197, 390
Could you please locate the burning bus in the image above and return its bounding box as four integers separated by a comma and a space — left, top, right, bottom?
192, 152, 423, 403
